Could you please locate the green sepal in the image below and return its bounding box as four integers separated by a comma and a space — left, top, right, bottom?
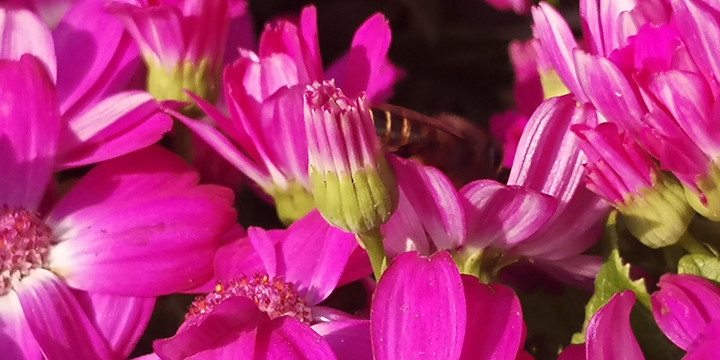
678, 254, 720, 283
147, 58, 220, 114
269, 182, 315, 226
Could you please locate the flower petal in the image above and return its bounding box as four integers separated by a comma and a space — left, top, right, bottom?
74, 291, 155, 359
154, 296, 267, 360
461, 179, 557, 249
56, 91, 172, 169
312, 320, 372, 360
684, 320, 720, 360
0, 6, 56, 81
54, 0, 142, 116
387, 156, 466, 251
15, 269, 113, 359
333, 13, 392, 99
278, 211, 359, 306
0, 54, 59, 209
651, 274, 720, 350
371, 251, 466, 360
461, 278, 525, 360
0, 291, 42, 360
256, 317, 337, 360
47, 147, 235, 296
585, 290, 644, 360
531, 3, 586, 102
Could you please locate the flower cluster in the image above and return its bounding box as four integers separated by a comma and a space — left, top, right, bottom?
4, 0, 720, 359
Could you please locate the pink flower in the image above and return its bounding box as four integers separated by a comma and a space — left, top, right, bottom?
0, 55, 236, 359
0, 2, 172, 169
153, 211, 364, 360
174, 5, 403, 224
108, 0, 252, 104
485, 0, 533, 14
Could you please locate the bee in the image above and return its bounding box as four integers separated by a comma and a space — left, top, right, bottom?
370, 103, 502, 187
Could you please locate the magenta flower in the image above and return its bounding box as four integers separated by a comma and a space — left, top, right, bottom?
0, 2, 172, 170
485, 0, 533, 14
532, 0, 720, 220
108, 0, 246, 104
573, 122, 693, 248
0, 55, 236, 359
174, 5, 403, 224
153, 210, 363, 360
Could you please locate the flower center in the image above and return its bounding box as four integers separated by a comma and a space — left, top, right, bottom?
0, 205, 52, 295
188, 274, 311, 323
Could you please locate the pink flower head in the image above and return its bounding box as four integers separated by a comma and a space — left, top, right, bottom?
176, 6, 403, 224
0, 55, 236, 359
108, 0, 248, 104
154, 211, 364, 360
0, 2, 173, 170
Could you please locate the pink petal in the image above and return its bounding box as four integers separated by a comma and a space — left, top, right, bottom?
0, 54, 59, 210
74, 291, 155, 359
337, 245, 373, 286
585, 290, 644, 360
461, 179, 557, 249
214, 231, 268, 285
223, 0, 256, 64
277, 211, 359, 306
298, 5, 323, 81
580, 0, 637, 56
171, 105, 269, 187
531, 3, 586, 102
260, 85, 310, 187
49, 185, 234, 296
671, 0, 720, 89
388, 155, 466, 251
256, 317, 338, 360
684, 320, 720, 359
646, 71, 720, 155
15, 269, 113, 359
0, 6, 56, 81
313, 320, 372, 360
107, 2, 185, 68
574, 51, 647, 133
54, 0, 142, 117
532, 255, 603, 291
56, 91, 172, 169
46, 146, 202, 223
154, 296, 267, 360
0, 291, 42, 359
371, 251, 466, 360
511, 186, 609, 260
382, 187, 434, 257
333, 13, 392, 98
651, 274, 720, 350
508, 96, 592, 206
461, 278, 525, 360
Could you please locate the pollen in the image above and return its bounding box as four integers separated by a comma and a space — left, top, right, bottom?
0, 205, 52, 295
187, 274, 311, 323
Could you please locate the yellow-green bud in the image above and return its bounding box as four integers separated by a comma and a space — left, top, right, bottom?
268, 181, 316, 226
147, 58, 219, 115
618, 174, 694, 248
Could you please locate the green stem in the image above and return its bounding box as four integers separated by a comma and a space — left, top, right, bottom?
359, 227, 388, 280
678, 232, 712, 256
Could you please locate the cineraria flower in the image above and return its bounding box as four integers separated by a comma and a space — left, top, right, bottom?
531, 0, 720, 222
153, 211, 363, 360
1, 2, 172, 169
175, 5, 403, 224
108, 0, 251, 106
573, 122, 693, 248
563, 274, 720, 359
1, 55, 236, 359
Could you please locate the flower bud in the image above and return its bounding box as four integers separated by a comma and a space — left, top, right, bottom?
304, 80, 398, 233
